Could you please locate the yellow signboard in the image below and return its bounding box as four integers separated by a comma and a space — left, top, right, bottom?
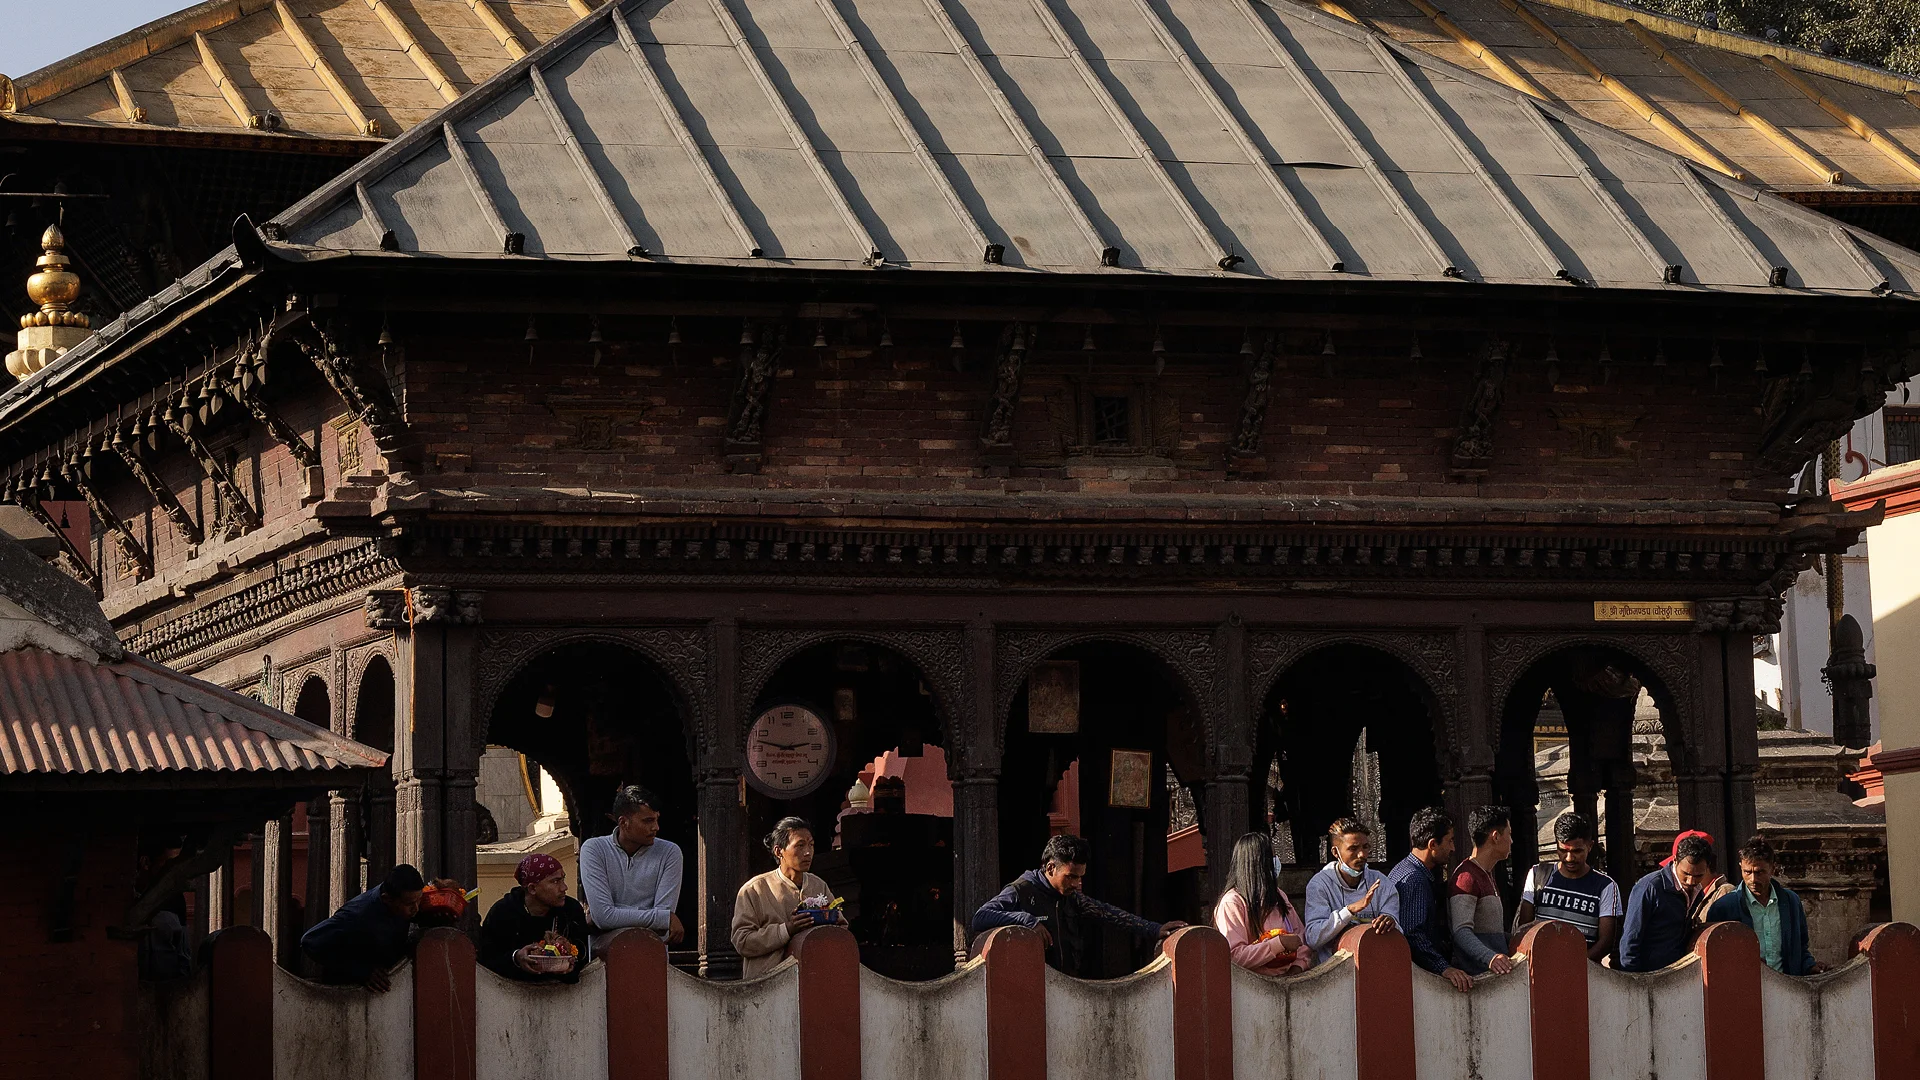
1594, 601, 1695, 622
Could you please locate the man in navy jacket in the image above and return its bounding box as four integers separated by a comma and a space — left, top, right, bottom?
1706, 836, 1822, 976
1620, 833, 1716, 972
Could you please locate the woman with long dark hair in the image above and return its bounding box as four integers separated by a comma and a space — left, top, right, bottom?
1213, 832, 1312, 975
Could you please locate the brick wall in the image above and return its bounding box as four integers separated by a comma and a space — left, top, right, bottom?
0, 812, 139, 1079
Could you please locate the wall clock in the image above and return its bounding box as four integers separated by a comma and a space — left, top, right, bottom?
746, 704, 836, 799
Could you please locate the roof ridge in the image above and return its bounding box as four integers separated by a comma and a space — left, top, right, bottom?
1522, 0, 1920, 97
4, 1, 274, 111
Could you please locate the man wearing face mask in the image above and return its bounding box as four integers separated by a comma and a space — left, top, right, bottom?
1302, 818, 1399, 955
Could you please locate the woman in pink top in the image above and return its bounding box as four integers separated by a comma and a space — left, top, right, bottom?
1213, 833, 1312, 975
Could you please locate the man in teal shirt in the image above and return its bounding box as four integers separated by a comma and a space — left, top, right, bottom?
1706, 836, 1822, 976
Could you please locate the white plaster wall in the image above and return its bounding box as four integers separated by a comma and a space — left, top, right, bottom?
1229, 964, 1294, 1080
1276, 958, 1359, 1080
1587, 966, 1653, 1080
1645, 962, 1707, 1080
1813, 960, 1876, 1079
1409, 966, 1530, 1080
476, 962, 607, 1080
858, 963, 987, 1080
272, 964, 413, 1080
1411, 968, 1471, 1080
1045, 961, 1174, 1080
1759, 965, 1817, 1080
667, 960, 800, 1080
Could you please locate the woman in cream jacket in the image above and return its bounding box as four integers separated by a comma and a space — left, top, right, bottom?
731, 816, 837, 979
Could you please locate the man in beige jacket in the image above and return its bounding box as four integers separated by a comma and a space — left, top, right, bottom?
732, 816, 838, 979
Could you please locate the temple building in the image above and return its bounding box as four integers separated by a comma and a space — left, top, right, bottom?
3, 0, 1918, 984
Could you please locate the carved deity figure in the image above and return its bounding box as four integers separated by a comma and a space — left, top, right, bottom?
1229, 332, 1279, 457
1451, 339, 1509, 466
727, 323, 783, 446
981, 322, 1029, 447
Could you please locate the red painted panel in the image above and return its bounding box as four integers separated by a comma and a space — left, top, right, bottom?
208, 926, 273, 1080
605, 929, 670, 1080
1694, 922, 1764, 1080
790, 925, 862, 1080
1857, 923, 1920, 1080
1339, 923, 1416, 1080
981, 926, 1047, 1080
1516, 921, 1589, 1080
1167, 926, 1233, 1080
414, 928, 477, 1080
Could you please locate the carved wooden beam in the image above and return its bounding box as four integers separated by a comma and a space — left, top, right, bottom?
1450, 339, 1509, 478
1227, 330, 1280, 468
17, 496, 99, 589
114, 443, 203, 547
979, 322, 1030, 455
63, 460, 152, 580
231, 382, 318, 470
164, 416, 260, 540
724, 322, 784, 473
286, 319, 401, 430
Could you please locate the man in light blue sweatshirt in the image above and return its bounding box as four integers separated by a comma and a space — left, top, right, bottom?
1302, 817, 1399, 955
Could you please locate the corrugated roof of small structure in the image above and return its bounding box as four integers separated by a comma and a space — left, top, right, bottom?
0, 647, 388, 781
258, 0, 1920, 293
5, 0, 1919, 202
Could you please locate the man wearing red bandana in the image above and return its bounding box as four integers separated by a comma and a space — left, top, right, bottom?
479, 852, 592, 982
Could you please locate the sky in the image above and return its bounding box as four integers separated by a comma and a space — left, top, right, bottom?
1, 2, 187, 80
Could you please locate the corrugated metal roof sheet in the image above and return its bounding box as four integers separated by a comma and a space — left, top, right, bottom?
0, 647, 387, 779
263, 0, 1920, 295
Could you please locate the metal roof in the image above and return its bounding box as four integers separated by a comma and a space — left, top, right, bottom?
7, 0, 1920, 205
0, 646, 387, 781
262, 0, 1920, 294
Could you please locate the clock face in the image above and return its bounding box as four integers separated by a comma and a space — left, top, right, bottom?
746, 705, 835, 799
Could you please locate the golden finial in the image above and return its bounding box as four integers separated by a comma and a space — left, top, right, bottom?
7, 225, 92, 380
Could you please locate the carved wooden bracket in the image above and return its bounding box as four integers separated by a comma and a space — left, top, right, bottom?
412, 586, 483, 626
1227, 330, 1279, 468
979, 322, 1030, 455
285, 318, 412, 471
232, 383, 318, 470
725, 322, 784, 473
63, 462, 152, 580
366, 589, 408, 629
164, 416, 260, 540
18, 496, 99, 589
1450, 339, 1508, 478
115, 443, 202, 546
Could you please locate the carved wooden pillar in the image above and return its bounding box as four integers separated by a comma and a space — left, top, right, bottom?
1720, 633, 1760, 852
302, 798, 331, 934
1450, 625, 1495, 842
329, 789, 362, 909
698, 618, 746, 978
1604, 767, 1638, 887
246, 828, 266, 929
399, 587, 483, 893
1681, 635, 1732, 870
394, 624, 441, 877
952, 621, 1001, 956
262, 811, 295, 967
1204, 617, 1252, 892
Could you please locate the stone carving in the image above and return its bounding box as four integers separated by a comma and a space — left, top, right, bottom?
980, 322, 1030, 449
1693, 596, 1782, 635
1228, 331, 1280, 459
410, 586, 484, 626
1822, 614, 1875, 750
472, 627, 713, 761
737, 628, 970, 769
1450, 339, 1509, 476
115, 443, 202, 546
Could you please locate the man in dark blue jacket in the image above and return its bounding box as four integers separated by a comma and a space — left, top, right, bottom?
971, 835, 1185, 976
1385, 806, 1474, 992
1706, 836, 1822, 976
1620, 833, 1715, 972
301, 864, 425, 991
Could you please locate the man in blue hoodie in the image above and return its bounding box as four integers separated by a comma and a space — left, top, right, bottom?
971, 834, 1186, 975
1303, 818, 1399, 955
1706, 836, 1822, 976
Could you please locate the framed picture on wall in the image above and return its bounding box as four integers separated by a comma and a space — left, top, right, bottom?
1027, 660, 1080, 733
1108, 749, 1153, 809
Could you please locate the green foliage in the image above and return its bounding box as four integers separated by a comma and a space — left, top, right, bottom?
1631, 0, 1920, 77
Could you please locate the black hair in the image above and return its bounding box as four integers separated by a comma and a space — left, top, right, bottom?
1737, 835, 1777, 867
766, 816, 813, 855
1225, 832, 1294, 924
1468, 806, 1512, 848
610, 785, 659, 820
1555, 812, 1597, 846
381, 863, 424, 896
1408, 807, 1452, 850
1674, 834, 1715, 866
1329, 817, 1370, 839
1041, 834, 1091, 871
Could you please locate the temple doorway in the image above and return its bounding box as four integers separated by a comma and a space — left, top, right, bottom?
1257, 646, 1446, 879
999, 642, 1208, 977
747, 640, 953, 980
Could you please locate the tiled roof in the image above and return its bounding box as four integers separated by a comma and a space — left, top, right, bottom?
261, 0, 1920, 293
0, 646, 387, 783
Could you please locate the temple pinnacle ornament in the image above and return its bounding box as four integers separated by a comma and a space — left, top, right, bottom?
7, 225, 93, 380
